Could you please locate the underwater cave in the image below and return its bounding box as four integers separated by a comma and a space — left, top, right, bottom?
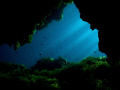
0, 3, 106, 68
0, 1, 119, 90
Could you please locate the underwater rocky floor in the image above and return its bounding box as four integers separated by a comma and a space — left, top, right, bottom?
0, 56, 120, 90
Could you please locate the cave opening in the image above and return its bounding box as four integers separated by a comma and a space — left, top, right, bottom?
0, 3, 106, 68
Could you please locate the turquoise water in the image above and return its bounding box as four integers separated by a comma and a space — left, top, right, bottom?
0, 3, 106, 68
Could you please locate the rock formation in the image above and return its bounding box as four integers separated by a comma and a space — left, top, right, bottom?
74, 0, 119, 63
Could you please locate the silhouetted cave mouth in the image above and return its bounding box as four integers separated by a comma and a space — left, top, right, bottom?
74, 1, 119, 63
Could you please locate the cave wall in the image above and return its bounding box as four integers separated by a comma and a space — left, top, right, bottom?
74, 0, 119, 63
0, 0, 74, 50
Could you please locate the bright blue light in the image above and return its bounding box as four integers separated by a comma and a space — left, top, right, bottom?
0, 3, 106, 68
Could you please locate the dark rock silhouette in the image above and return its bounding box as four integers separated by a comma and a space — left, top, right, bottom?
74, 0, 119, 63
0, 0, 73, 50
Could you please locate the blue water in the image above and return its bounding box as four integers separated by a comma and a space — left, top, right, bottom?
0, 3, 106, 68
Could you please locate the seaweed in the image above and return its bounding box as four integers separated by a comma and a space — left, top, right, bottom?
0, 56, 120, 90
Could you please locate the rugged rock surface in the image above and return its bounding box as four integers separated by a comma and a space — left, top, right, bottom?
0, 0, 73, 50
74, 0, 119, 63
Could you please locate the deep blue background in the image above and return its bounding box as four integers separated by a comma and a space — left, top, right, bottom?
0, 3, 106, 68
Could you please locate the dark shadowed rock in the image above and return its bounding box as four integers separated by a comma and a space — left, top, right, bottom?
74, 0, 119, 63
